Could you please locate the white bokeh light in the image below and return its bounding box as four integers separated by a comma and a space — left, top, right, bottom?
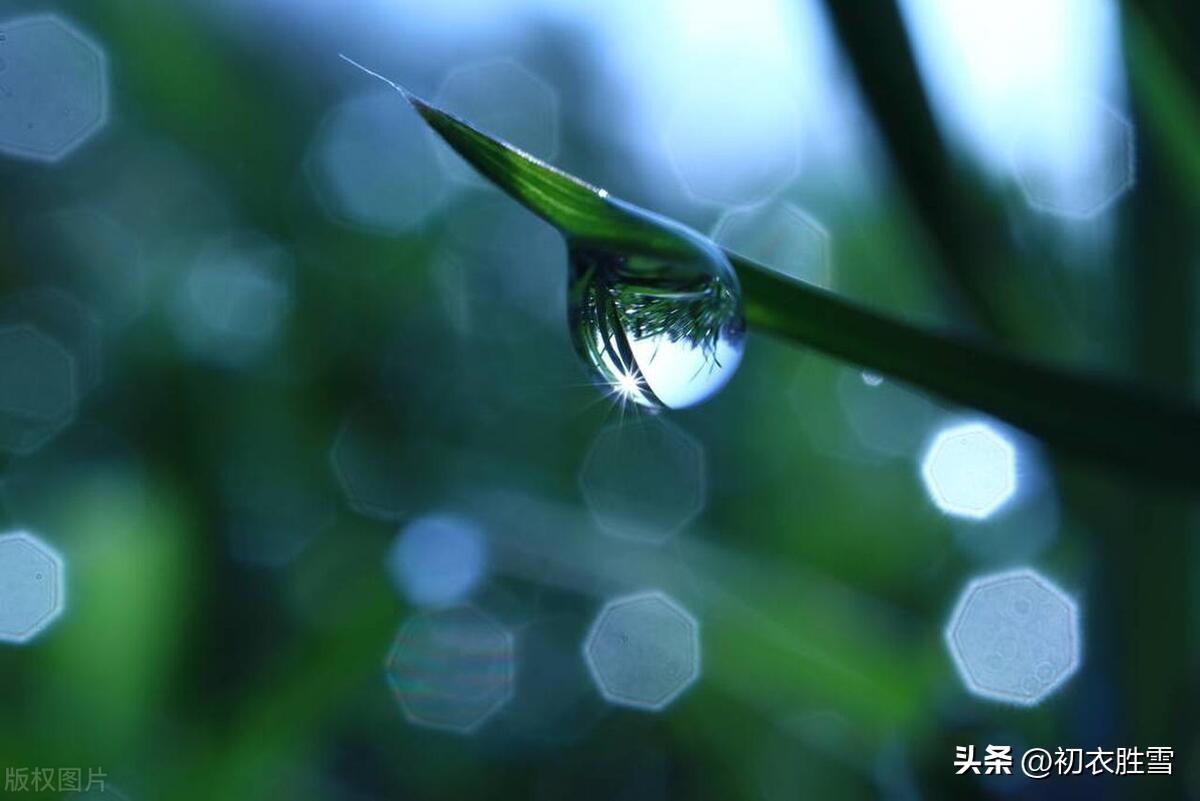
639, 0, 864, 206
898, 0, 1125, 183
0, 530, 65, 644
0, 14, 108, 163
921, 422, 1017, 520
583, 590, 700, 711
1011, 99, 1135, 219
945, 568, 1081, 706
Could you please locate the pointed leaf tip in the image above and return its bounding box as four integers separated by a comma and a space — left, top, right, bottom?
338, 54, 414, 102
338, 57, 698, 257
390, 83, 702, 257
339, 51, 1200, 487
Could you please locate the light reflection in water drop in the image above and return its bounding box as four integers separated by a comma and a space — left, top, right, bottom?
567, 212, 745, 410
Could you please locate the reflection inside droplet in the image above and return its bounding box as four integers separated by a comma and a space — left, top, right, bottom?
567, 208, 745, 410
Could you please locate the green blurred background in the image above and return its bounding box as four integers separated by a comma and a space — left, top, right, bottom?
0, 0, 1196, 799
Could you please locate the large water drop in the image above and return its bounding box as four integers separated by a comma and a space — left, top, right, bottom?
567, 210, 745, 410
334, 58, 747, 410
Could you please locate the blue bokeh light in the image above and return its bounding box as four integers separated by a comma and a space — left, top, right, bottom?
0, 529, 65, 644
387, 513, 488, 607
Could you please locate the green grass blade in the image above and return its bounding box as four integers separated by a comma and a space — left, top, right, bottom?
339, 55, 685, 255
735, 255, 1199, 486
343, 58, 1200, 488
1126, 8, 1200, 213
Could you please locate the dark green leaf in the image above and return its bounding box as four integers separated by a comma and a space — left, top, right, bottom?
344, 56, 1200, 489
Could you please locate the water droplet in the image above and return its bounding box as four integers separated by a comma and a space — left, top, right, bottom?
567, 208, 745, 410
860, 371, 882, 387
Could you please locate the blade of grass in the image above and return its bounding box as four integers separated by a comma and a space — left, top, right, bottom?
819, 0, 1013, 340
1125, 6, 1200, 213
735, 254, 1198, 486
1106, 15, 1196, 793
338, 56, 673, 250
342, 58, 1200, 489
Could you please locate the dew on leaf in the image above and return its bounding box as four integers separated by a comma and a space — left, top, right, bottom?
337, 57, 746, 410
569, 204, 745, 410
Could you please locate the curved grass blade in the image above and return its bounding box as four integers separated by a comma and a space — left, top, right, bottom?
339, 55, 688, 257
735, 257, 1200, 487
341, 55, 1200, 488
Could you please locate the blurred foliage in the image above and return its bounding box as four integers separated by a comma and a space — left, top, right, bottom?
0, 1, 1194, 801
394, 74, 1200, 484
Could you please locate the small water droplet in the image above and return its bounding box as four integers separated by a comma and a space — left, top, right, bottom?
568, 205, 745, 410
